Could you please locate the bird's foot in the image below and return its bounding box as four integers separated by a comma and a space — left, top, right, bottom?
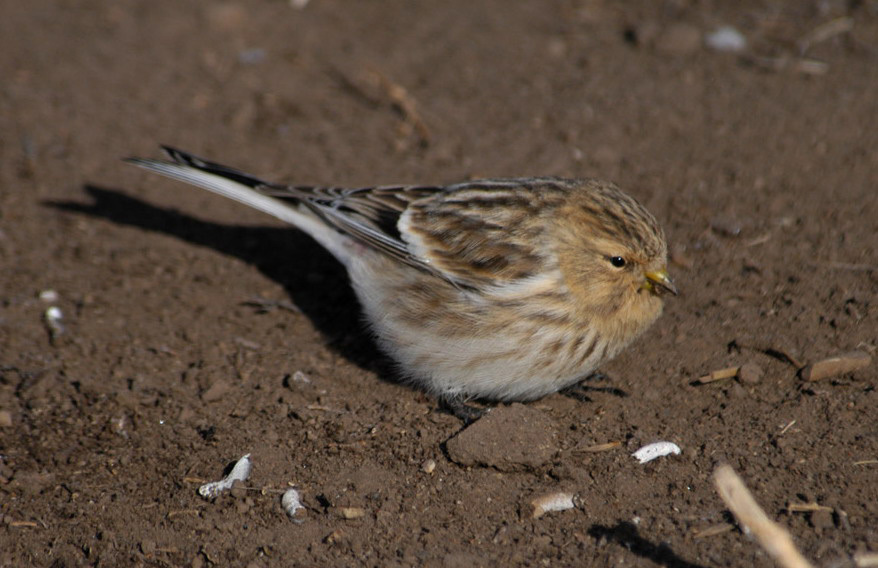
439, 396, 486, 424
561, 372, 628, 401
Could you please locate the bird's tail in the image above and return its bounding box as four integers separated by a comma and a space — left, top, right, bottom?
125, 146, 353, 265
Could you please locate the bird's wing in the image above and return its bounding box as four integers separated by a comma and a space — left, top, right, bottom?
128, 147, 564, 289
278, 178, 569, 289
393, 179, 567, 289
263, 182, 445, 272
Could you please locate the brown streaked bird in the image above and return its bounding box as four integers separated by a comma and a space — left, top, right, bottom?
127, 147, 676, 419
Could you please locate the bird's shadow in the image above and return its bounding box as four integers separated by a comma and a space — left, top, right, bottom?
49, 185, 392, 377
589, 522, 705, 568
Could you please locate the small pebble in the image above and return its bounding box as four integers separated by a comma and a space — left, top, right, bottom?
38, 289, 59, 302
324, 529, 344, 544
705, 26, 747, 53
140, 540, 156, 555
801, 351, 871, 381
201, 379, 232, 403
336, 507, 366, 520
737, 363, 764, 385
710, 215, 743, 237
291, 371, 311, 384
0, 410, 12, 427
632, 442, 681, 464
421, 459, 436, 474
853, 552, 878, 567
529, 492, 575, 519
44, 306, 65, 337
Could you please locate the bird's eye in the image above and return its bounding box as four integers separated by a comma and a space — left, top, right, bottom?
609, 256, 627, 268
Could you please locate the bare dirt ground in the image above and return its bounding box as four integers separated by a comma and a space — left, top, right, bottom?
2, 1, 877, 566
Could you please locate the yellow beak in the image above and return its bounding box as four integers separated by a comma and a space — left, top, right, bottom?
644, 268, 678, 296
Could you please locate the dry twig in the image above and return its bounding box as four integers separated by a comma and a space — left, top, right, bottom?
574, 441, 622, 453
695, 366, 739, 384
714, 464, 814, 568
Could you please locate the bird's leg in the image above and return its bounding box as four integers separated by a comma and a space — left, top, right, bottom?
439, 396, 486, 424
562, 372, 628, 401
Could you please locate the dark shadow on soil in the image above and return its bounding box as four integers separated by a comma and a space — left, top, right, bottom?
49, 185, 392, 376
589, 522, 705, 568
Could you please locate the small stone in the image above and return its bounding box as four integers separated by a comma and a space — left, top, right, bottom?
201, 379, 232, 403
140, 540, 156, 555
336, 507, 365, 520
710, 215, 743, 237
38, 289, 59, 302
0, 410, 12, 427
801, 351, 871, 381
705, 26, 747, 53
445, 404, 558, 472
421, 459, 436, 474
324, 529, 345, 544
655, 23, 702, 56
737, 363, 764, 385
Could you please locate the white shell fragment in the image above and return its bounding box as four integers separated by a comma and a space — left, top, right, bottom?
632, 442, 681, 464
705, 26, 747, 53
39, 289, 59, 302
530, 492, 576, 519
44, 306, 65, 337
198, 454, 252, 499
281, 488, 305, 521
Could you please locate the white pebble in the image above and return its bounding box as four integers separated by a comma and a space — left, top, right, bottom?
632, 442, 681, 464
705, 26, 747, 53
39, 289, 59, 302
198, 454, 252, 499
291, 371, 311, 384
44, 306, 65, 337
530, 492, 575, 518
281, 488, 305, 521
45, 306, 63, 322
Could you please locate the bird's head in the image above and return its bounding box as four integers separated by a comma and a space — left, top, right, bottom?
553, 180, 676, 339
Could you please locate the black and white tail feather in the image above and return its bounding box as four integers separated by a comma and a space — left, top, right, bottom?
126, 146, 445, 274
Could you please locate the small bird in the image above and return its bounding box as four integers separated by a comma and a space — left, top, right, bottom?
127, 147, 676, 419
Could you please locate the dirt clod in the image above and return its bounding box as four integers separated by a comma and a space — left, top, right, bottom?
738, 363, 764, 385
445, 404, 558, 471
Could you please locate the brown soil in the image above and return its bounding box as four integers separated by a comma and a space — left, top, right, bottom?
2, 1, 877, 566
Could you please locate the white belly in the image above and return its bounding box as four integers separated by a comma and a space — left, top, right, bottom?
348, 256, 613, 401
